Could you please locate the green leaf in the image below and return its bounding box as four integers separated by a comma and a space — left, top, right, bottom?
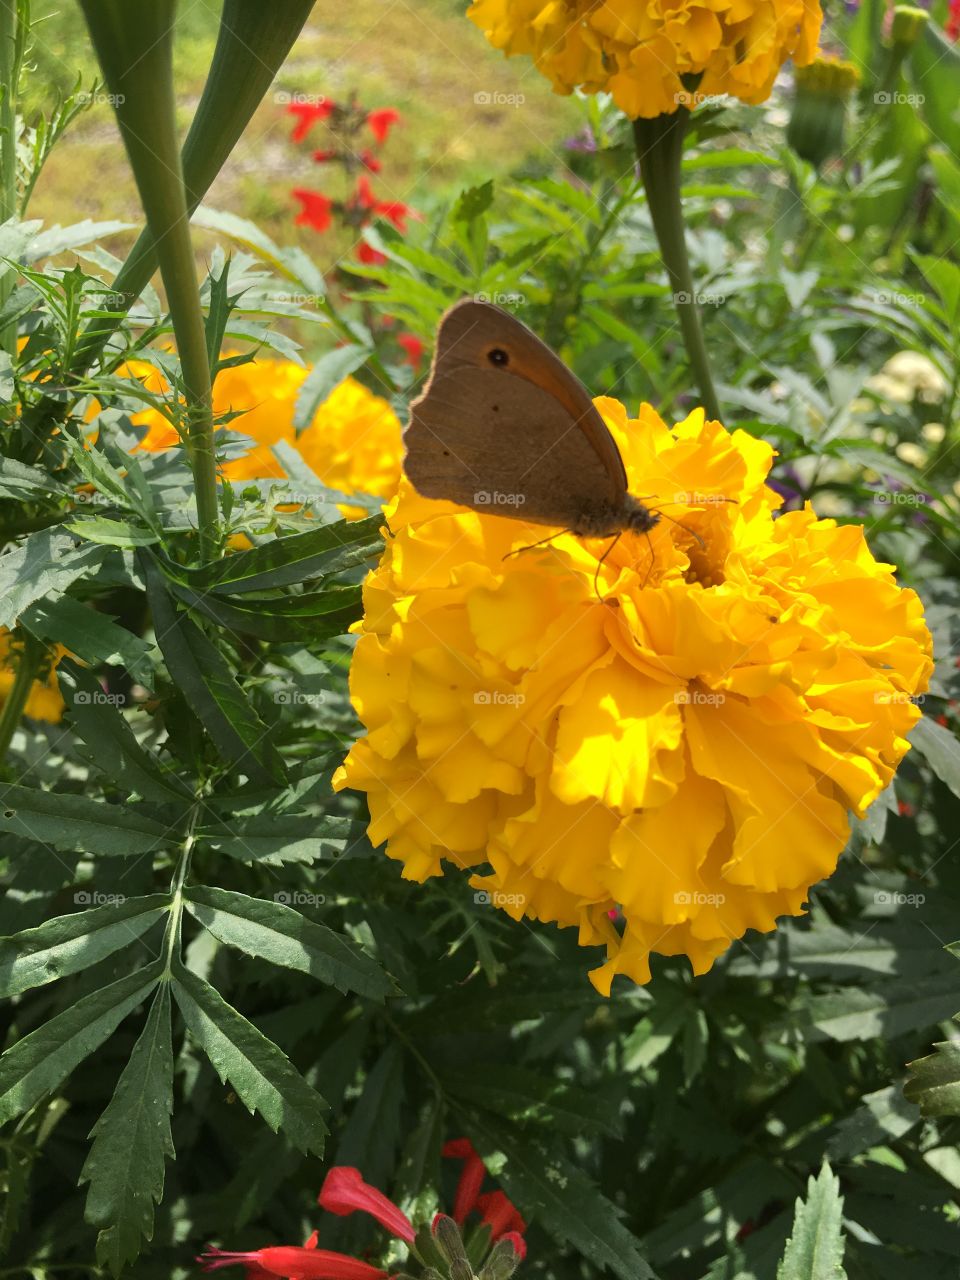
58, 661, 193, 804
143, 555, 286, 785
776, 1162, 847, 1280
183, 886, 393, 1000
913, 251, 960, 328
81, 982, 175, 1276
0, 530, 108, 630
293, 344, 371, 430
170, 579, 362, 643
802, 971, 960, 1041
453, 180, 494, 223
25, 600, 156, 689
909, 716, 960, 800
0, 895, 169, 997
171, 963, 327, 1155
0, 456, 66, 500
464, 1118, 658, 1280
0, 962, 162, 1125
441, 1065, 621, 1137
179, 513, 384, 595
199, 813, 367, 865
68, 517, 161, 548
335, 1042, 404, 1190
0, 784, 175, 857
393, 1096, 446, 1223
904, 1023, 960, 1117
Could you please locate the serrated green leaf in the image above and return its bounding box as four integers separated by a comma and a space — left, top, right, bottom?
199, 813, 367, 865
81, 982, 174, 1276
0, 784, 175, 856
464, 1118, 658, 1280
0, 456, 66, 500
909, 716, 960, 800
0, 963, 162, 1125
905, 1023, 960, 1117
171, 963, 327, 1155
26, 601, 156, 689
0, 530, 108, 630
0, 895, 169, 997
441, 1065, 621, 1137
777, 1162, 846, 1280
183, 886, 393, 1000
143, 555, 286, 785
58, 661, 193, 804
68, 517, 161, 548
293, 344, 370, 430
453, 180, 494, 223
178, 513, 384, 595
170, 579, 362, 643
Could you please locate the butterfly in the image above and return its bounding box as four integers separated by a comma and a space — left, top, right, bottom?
402, 299, 661, 540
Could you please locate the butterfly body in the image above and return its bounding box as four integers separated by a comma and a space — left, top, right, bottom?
403, 299, 661, 539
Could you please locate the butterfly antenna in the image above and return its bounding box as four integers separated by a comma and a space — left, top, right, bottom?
502, 529, 570, 561
593, 532, 622, 600
653, 509, 707, 551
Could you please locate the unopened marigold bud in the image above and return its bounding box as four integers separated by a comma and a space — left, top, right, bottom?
891, 5, 929, 45
787, 57, 859, 168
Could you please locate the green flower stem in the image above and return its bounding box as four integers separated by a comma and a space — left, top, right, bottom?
0, 0, 22, 357
79, 0, 218, 560
0, 629, 44, 764
633, 110, 721, 421
21, 0, 315, 463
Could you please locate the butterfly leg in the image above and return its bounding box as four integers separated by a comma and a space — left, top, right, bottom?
502, 529, 571, 561
593, 532, 622, 600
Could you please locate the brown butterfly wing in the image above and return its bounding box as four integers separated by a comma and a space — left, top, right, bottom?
403, 300, 628, 529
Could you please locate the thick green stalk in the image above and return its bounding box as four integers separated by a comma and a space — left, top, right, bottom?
20, 0, 315, 454
0, 0, 21, 356
633, 110, 721, 421
79, 0, 218, 559
0, 629, 44, 763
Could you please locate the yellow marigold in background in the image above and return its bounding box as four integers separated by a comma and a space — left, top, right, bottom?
0, 631, 65, 723
129, 356, 402, 514
467, 0, 822, 118
334, 400, 932, 993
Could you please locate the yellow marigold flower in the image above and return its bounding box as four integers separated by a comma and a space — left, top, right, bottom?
130, 356, 402, 515
0, 631, 65, 723
334, 400, 932, 993
467, 0, 823, 119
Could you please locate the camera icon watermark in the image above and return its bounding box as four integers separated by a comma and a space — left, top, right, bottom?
474, 291, 525, 307
474, 690, 525, 707
672, 490, 729, 506
874, 691, 924, 705
874, 890, 925, 907
674, 890, 726, 906
872, 490, 928, 508
77, 90, 125, 106
274, 891, 326, 906
673, 291, 725, 306
876, 291, 925, 307
274, 688, 326, 706
474, 889, 526, 907
675, 689, 725, 706
473, 490, 526, 507
474, 90, 525, 107
75, 890, 126, 906
74, 689, 126, 706
73, 490, 111, 506
275, 91, 329, 107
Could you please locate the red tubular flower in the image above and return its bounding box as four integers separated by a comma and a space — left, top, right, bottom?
318, 1167, 415, 1244
356, 242, 386, 266
476, 1191, 527, 1239
442, 1138, 486, 1224
397, 334, 424, 371
366, 107, 401, 144
373, 201, 412, 232
360, 150, 382, 173
198, 1245, 388, 1279
354, 175, 377, 209
287, 100, 335, 143
947, 0, 960, 40
292, 189, 334, 232
499, 1232, 527, 1261
312, 148, 338, 164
